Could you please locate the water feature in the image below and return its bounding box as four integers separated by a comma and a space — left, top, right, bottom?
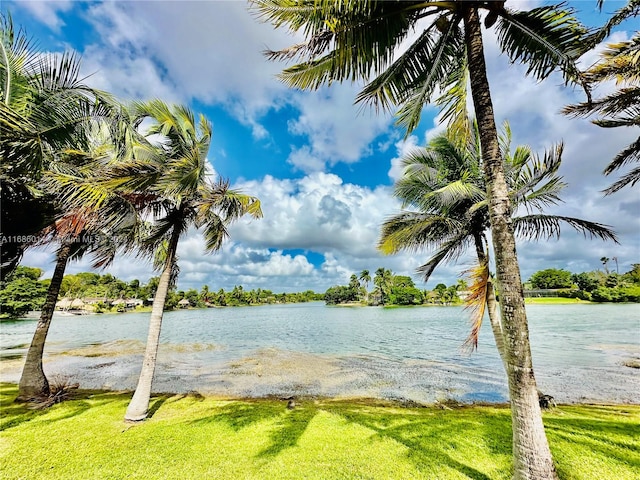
1, 302, 638, 404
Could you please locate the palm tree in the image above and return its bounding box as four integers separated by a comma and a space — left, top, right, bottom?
123, 101, 262, 422
16, 207, 138, 400
252, 2, 590, 476
601, 256, 611, 274
0, 14, 116, 280
359, 269, 371, 301
379, 121, 617, 364
373, 267, 392, 305
200, 285, 211, 304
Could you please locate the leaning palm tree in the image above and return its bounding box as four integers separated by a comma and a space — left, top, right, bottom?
16, 130, 143, 401
16, 207, 139, 400
379, 121, 617, 366
252, 2, 590, 476
123, 101, 262, 422
0, 14, 117, 280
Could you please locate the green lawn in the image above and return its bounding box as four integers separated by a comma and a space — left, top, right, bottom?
524, 297, 590, 304
1, 383, 638, 479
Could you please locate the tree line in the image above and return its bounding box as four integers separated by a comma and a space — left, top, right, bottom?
0, 266, 323, 317
526, 265, 640, 302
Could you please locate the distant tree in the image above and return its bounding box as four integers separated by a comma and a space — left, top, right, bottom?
571, 272, 601, 292
8, 266, 43, 281
200, 285, 211, 304
625, 264, 640, 283
529, 269, 573, 289
324, 285, 358, 305
434, 283, 448, 305
601, 257, 611, 274
373, 268, 393, 305
359, 269, 371, 302
392, 275, 415, 289
0, 267, 47, 317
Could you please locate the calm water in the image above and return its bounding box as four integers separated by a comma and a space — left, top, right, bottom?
1, 302, 638, 404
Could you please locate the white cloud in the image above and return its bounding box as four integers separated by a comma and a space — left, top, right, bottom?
388, 135, 420, 182
286, 85, 394, 168
15, 0, 73, 31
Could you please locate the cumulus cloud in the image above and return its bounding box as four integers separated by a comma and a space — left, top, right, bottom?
286, 85, 394, 170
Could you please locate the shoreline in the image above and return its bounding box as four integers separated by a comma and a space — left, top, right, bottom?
2, 381, 638, 409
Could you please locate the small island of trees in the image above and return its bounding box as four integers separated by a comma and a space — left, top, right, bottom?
324, 268, 466, 306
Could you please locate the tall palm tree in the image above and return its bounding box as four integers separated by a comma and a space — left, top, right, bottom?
0, 14, 117, 280
123, 101, 262, 422
379, 121, 617, 364
359, 269, 371, 301
253, 2, 590, 476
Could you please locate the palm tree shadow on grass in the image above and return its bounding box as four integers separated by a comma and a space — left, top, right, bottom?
544, 414, 640, 471
184, 399, 318, 457
258, 406, 318, 458
186, 400, 284, 431
146, 394, 177, 419
324, 403, 512, 480
1, 387, 124, 431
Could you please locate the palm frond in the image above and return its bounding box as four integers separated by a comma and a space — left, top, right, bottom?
496, 4, 590, 98
435, 51, 470, 141
416, 233, 473, 281
564, 88, 640, 119
378, 211, 464, 255
255, 0, 431, 87
513, 214, 618, 242
583, 0, 640, 51
509, 143, 565, 211
462, 260, 490, 352
394, 15, 465, 133
603, 164, 640, 194
603, 135, 640, 175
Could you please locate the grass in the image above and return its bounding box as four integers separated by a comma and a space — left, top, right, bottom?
524, 297, 589, 305
0, 383, 638, 480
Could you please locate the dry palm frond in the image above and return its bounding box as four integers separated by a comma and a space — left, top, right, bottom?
27, 376, 79, 410
462, 261, 490, 352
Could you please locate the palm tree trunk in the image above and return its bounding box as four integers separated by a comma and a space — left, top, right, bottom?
17, 242, 72, 401
473, 234, 506, 369
463, 8, 557, 480
124, 229, 179, 422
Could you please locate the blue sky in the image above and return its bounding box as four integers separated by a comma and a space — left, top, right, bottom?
6, 1, 639, 292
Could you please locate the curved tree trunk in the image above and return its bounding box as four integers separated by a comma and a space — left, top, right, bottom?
464, 8, 557, 480
124, 229, 179, 422
17, 242, 72, 401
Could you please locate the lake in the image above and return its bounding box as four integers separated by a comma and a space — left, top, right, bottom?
1, 302, 638, 404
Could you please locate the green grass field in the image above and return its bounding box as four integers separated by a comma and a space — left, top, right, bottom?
1, 384, 638, 479
524, 297, 589, 305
